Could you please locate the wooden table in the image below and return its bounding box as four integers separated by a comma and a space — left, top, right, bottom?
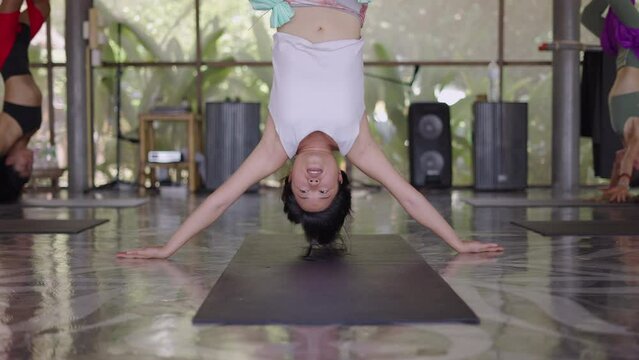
138, 112, 202, 192
28, 168, 65, 190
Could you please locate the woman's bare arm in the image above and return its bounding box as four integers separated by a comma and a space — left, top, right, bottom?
347, 116, 503, 253
117, 116, 288, 259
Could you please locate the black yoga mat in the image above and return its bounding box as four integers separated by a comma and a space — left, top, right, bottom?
512, 220, 639, 236
193, 234, 479, 326
463, 197, 635, 208
21, 198, 148, 208
0, 219, 108, 234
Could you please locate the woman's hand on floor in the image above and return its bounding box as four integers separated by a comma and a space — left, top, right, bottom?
116, 246, 171, 259
602, 185, 630, 203
455, 241, 504, 254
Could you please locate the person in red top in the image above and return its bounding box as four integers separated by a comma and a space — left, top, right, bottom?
0, 0, 49, 202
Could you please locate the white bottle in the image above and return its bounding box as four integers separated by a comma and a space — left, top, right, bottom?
488, 60, 500, 102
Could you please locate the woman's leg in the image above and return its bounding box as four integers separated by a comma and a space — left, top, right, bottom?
20, 0, 50, 36
0, 0, 23, 12
0, 112, 23, 155
1, 0, 31, 155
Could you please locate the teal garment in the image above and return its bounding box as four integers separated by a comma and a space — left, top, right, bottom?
250, 0, 372, 28
250, 0, 295, 28
609, 92, 639, 135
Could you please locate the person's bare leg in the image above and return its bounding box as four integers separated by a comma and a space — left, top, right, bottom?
0, 0, 23, 13
0, 113, 24, 155
19, 0, 51, 24
31, 0, 50, 17
1, 0, 29, 154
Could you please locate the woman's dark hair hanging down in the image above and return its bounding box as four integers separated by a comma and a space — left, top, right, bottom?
0, 157, 28, 203
281, 170, 352, 245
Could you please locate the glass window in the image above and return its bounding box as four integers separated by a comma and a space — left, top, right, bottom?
50, 0, 66, 63
365, 0, 498, 61
200, 1, 269, 62
356, 66, 490, 186
200, 0, 499, 62
503, 66, 552, 185
96, 0, 197, 62
20, 1, 601, 189
52, 67, 68, 164
92, 66, 200, 185
504, 0, 552, 61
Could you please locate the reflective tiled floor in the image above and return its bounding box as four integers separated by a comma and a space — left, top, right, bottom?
0, 187, 638, 359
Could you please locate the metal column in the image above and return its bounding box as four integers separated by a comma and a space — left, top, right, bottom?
552, 0, 581, 196
65, 0, 92, 194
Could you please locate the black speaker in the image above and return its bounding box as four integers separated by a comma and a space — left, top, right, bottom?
473, 102, 528, 191
408, 103, 452, 188
205, 102, 261, 191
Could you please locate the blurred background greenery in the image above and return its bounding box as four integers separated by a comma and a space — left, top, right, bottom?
6, 0, 604, 188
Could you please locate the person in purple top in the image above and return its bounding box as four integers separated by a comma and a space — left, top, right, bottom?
583, 0, 639, 202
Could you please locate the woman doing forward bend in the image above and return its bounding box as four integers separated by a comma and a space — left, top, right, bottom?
117, 0, 503, 259
0, 0, 49, 202
583, 0, 639, 202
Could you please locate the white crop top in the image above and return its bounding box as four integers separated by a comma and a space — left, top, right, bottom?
286, 0, 368, 25
250, 0, 370, 29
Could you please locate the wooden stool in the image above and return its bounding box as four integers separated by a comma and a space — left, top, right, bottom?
27, 168, 65, 191
138, 112, 202, 192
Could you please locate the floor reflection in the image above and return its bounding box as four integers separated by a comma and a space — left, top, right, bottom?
0, 188, 637, 359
